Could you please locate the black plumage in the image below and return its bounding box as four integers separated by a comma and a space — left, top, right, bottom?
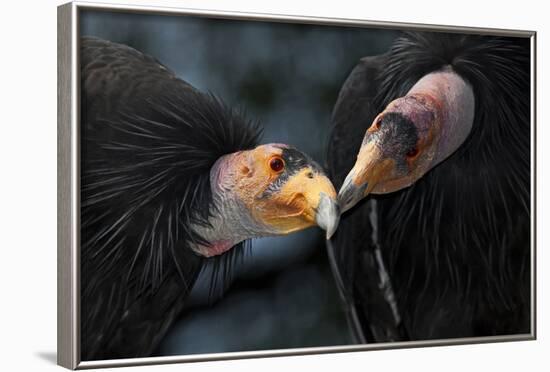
80, 37, 261, 360
327, 32, 531, 341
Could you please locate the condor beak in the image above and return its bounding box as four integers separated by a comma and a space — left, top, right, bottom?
338, 144, 393, 213
338, 173, 367, 214
315, 193, 340, 239
263, 169, 340, 239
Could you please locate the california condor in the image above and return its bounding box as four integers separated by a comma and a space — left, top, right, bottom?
81, 37, 339, 360
327, 32, 531, 342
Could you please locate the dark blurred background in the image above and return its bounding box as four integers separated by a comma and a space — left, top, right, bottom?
80, 10, 399, 356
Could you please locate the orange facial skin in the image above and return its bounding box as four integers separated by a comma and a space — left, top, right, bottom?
193, 144, 340, 257
224, 144, 337, 235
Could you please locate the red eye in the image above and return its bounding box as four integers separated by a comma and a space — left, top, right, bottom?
406, 147, 419, 158
269, 157, 285, 172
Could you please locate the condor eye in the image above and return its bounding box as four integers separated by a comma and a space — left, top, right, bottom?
374, 117, 383, 129
269, 156, 285, 172
406, 147, 419, 158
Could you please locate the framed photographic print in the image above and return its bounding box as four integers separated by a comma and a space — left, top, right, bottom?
57, 1, 536, 369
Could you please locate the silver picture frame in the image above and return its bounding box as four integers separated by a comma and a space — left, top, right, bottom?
57, 1, 537, 369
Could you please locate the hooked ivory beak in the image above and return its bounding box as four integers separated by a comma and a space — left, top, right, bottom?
315, 192, 340, 239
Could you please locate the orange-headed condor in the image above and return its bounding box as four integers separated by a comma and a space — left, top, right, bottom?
81, 37, 339, 360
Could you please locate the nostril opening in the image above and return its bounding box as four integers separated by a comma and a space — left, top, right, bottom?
374, 116, 383, 129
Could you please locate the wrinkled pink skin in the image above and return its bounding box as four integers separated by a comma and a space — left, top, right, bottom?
190, 153, 270, 258
375, 67, 475, 185
338, 67, 476, 212
406, 67, 475, 168
194, 239, 234, 258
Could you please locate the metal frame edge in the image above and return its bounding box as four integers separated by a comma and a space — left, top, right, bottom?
55, 1, 537, 369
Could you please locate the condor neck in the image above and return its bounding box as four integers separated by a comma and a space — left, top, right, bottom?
189, 154, 268, 258
407, 67, 475, 166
